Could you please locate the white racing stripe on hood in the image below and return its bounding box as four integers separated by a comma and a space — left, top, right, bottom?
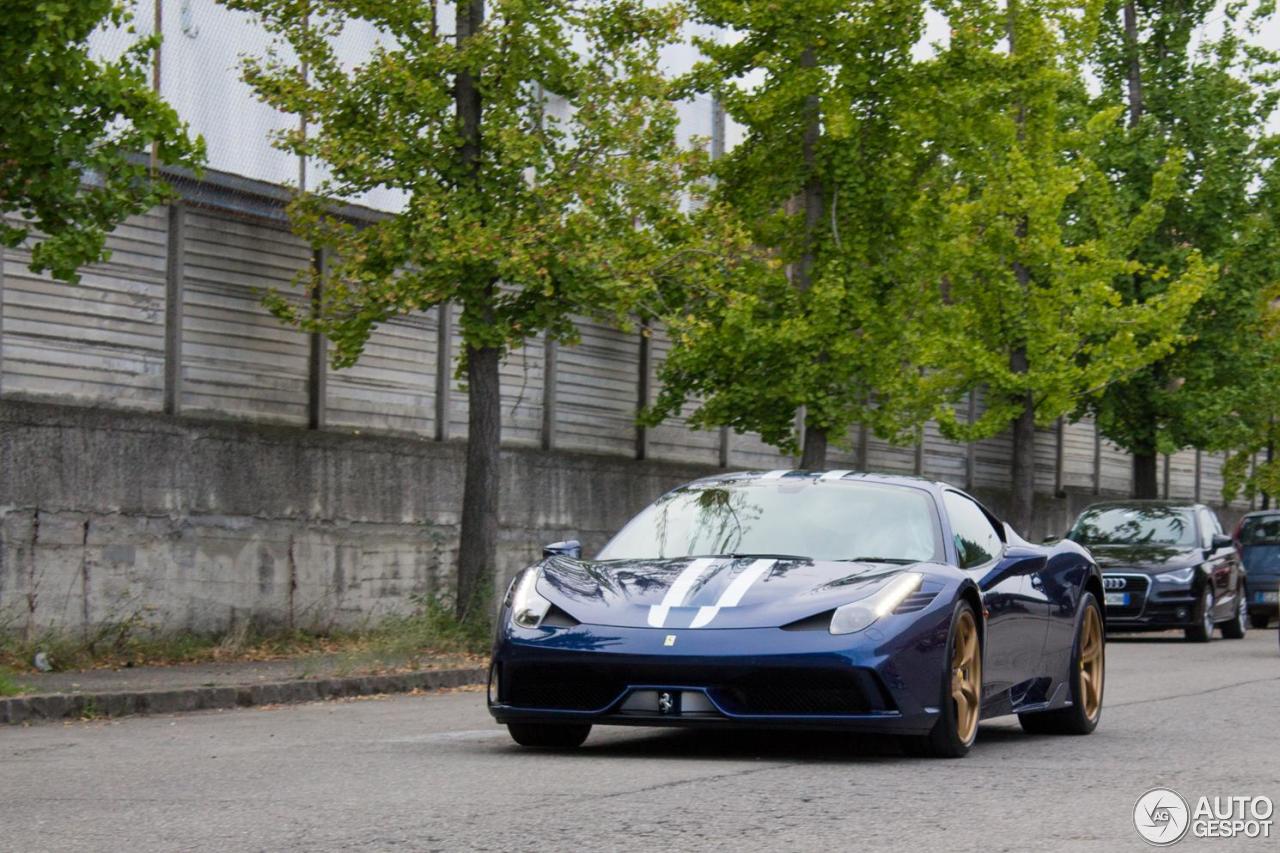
689, 559, 774, 628
646, 558, 717, 628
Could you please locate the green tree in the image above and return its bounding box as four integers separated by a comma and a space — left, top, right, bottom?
224, 0, 740, 622
1082, 1, 1280, 498
0, 0, 203, 283
646, 0, 953, 468
1215, 157, 1280, 505
922, 0, 1210, 532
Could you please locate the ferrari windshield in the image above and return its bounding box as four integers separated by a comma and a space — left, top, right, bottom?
597, 479, 944, 563
1069, 505, 1197, 547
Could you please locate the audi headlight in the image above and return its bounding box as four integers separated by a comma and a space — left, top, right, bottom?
830, 573, 923, 635
1155, 566, 1196, 585
508, 568, 552, 628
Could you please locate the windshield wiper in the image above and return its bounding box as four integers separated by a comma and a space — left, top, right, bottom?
839, 556, 919, 565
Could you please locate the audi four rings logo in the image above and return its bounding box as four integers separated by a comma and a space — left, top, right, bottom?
1104, 577, 1128, 590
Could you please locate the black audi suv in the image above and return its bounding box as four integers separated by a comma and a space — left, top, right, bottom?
1063, 501, 1248, 642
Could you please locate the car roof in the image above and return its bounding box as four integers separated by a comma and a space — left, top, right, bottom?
1080, 499, 1205, 512
683, 469, 950, 493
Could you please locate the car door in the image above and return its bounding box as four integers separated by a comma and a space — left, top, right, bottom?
1200, 508, 1235, 620
942, 491, 1049, 709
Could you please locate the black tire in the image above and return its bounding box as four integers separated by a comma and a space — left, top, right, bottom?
901, 598, 981, 759
506, 722, 591, 749
1185, 586, 1215, 642
1220, 590, 1248, 640
1019, 593, 1104, 736
1250, 612, 1271, 630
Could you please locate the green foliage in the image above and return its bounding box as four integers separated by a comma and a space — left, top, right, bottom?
922, 0, 1210, 442
646, 0, 953, 454
0, 0, 204, 282
223, 0, 744, 367
1083, 1, 1280, 466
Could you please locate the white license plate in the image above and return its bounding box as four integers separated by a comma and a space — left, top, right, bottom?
1105, 592, 1131, 607
1256, 591, 1279, 604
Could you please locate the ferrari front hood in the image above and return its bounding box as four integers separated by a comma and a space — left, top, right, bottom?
535, 554, 925, 630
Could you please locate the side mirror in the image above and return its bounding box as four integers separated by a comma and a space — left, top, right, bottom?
542, 539, 582, 559
1210, 533, 1233, 552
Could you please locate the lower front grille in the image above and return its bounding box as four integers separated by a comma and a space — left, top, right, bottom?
1103, 573, 1150, 617
502, 660, 894, 716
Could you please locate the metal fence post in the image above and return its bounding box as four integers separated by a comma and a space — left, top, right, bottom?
541, 335, 557, 452
1194, 449, 1202, 503
1054, 417, 1065, 497
163, 201, 186, 415
636, 323, 650, 461
307, 247, 327, 430
435, 302, 452, 441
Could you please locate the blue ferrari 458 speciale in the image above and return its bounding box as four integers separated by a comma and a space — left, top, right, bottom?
487, 470, 1106, 757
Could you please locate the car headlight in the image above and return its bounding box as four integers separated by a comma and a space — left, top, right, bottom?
830, 573, 923, 635
508, 567, 552, 628
1155, 566, 1196, 585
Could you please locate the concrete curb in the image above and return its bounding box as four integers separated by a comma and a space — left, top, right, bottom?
0, 666, 487, 725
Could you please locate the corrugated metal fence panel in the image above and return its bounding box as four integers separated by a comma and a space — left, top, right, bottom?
867, 434, 916, 475
823, 425, 861, 469
500, 339, 545, 448
554, 317, 638, 456
1, 210, 167, 409
1062, 417, 1096, 490
445, 310, 470, 440
1201, 452, 1227, 505
326, 310, 436, 436
923, 419, 967, 483
181, 210, 311, 424
1168, 449, 1197, 500
729, 431, 793, 470
647, 327, 719, 464
1035, 426, 1057, 494
970, 390, 1013, 490
1099, 438, 1132, 495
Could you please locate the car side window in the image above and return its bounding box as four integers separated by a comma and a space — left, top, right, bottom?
943, 491, 1003, 569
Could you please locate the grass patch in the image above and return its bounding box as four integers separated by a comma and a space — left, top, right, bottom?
0, 595, 491, 675
0, 668, 28, 697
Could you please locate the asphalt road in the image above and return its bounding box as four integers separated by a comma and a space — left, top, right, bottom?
4, 630, 1279, 853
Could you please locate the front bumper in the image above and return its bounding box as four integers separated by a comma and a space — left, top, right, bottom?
1248, 576, 1280, 617
1102, 572, 1202, 630
487, 615, 951, 735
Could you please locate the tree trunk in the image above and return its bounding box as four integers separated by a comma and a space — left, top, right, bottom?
1123, 1, 1144, 129
801, 425, 828, 470
453, 0, 491, 623
1132, 452, 1159, 499
457, 342, 501, 622
795, 45, 826, 469
1009, 349, 1035, 536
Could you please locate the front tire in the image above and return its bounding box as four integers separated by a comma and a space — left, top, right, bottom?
1185, 587, 1215, 642
1019, 592, 1104, 736
1220, 591, 1248, 640
507, 722, 591, 749
902, 598, 981, 759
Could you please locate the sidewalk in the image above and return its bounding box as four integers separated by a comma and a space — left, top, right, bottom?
0, 656, 487, 725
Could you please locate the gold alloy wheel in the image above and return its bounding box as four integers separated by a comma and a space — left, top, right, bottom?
950, 609, 981, 744
1079, 604, 1104, 721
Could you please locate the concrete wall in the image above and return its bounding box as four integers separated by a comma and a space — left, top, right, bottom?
0, 399, 712, 636
1, 398, 1249, 638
